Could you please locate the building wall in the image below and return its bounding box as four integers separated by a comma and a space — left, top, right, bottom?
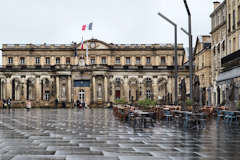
0, 39, 189, 107
210, 1, 227, 106
194, 36, 212, 105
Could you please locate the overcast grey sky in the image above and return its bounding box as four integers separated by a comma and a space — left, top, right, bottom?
0, 0, 222, 47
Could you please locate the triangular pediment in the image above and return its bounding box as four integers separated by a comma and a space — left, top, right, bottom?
76, 39, 112, 50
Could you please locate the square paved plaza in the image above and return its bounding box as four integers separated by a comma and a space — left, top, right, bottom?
0, 108, 240, 160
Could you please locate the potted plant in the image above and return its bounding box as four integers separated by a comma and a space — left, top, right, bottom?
137, 99, 156, 111
185, 98, 193, 111
115, 98, 127, 105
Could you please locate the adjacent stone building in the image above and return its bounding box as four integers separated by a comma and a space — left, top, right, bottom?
0, 39, 189, 107
210, 0, 227, 106
216, 0, 240, 108
193, 35, 212, 106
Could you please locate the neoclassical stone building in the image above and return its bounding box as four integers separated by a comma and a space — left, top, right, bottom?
0, 39, 189, 107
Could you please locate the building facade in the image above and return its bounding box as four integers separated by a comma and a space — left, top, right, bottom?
216, 0, 240, 109
0, 39, 189, 107
193, 35, 212, 106
210, 0, 227, 106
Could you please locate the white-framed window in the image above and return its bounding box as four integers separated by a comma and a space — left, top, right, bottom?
101, 57, 106, 64
136, 57, 140, 65
146, 89, 151, 99
56, 57, 60, 64
146, 57, 151, 64
45, 57, 50, 64
115, 57, 120, 64
161, 56, 166, 65
8, 57, 13, 64
20, 57, 25, 65
44, 91, 50, 101
36, 57, 40, 64
91, 57, 95, 64
126, 57, 130, 65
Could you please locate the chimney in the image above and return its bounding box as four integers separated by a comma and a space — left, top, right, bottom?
213, 1, 220, 10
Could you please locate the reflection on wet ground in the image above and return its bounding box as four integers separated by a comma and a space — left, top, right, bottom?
0, 108, 240, 160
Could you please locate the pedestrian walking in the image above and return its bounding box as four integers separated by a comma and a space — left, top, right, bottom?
82, 102, 85, 109
55, 98, 59, 108
7, 97, 11, 110
62, 101, 66, 108
77, 100, 80, 109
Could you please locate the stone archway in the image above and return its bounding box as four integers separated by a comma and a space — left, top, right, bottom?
41, 78, 51, 101
113, 77, 124, 100
158, 77, 168, 103
128, 77, 139, 102
143, 77, 153, 100
11, 78, 21, 100
0, 79, 6, 100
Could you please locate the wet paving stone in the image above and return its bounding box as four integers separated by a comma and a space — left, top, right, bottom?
0, 108, 240, 160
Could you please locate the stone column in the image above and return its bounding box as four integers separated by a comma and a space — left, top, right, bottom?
112, 83, 115, 102
56, 76, 59, 99
6, 78, 12, 99
67, 76, 71, 103
104, 76, 108, 103
152, 78, 158, 100
92, 76, 96, 103
36, 77, 41, 101
23, 81, 27, 100
123, 78, 129, 102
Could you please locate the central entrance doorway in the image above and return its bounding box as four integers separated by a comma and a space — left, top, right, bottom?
79, 89, 85, 103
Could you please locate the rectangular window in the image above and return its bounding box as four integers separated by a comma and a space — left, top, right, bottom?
115, 57, 120, 64
101, 57, 106, 64
56, 57, 60, 64
66, 57, 70, 64
229, 40, 231, 54
229, 14, 231, 32
91, 57, 95, 64
126, 57, 130, 65
238, 5, 240, 25
160, 56, 166, 65
146, 57, 151, 64
233, 10, 236, 30
45, 57, 50, 64
44, 91, 50, 101
233, 37, 236, 51
8, 57, 13, 64
136, 57, 140, 65
20, 57, 25, 65
217, 44, 220, 54
222, 41, 225, 51
36, 57, 40, 64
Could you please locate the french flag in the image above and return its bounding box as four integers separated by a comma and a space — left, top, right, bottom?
82, 22, 93, 31
80, 37, 84, 50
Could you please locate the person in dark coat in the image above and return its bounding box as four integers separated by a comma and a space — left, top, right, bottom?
55, 98, 59, 108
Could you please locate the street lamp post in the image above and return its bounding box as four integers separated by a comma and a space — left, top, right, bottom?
157, 12, 178, 105
183, 0, 193, 102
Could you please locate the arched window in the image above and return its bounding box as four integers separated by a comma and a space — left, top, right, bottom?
146, 89, 151, 99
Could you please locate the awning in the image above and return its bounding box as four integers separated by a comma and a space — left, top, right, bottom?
217, 66, 240, 82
